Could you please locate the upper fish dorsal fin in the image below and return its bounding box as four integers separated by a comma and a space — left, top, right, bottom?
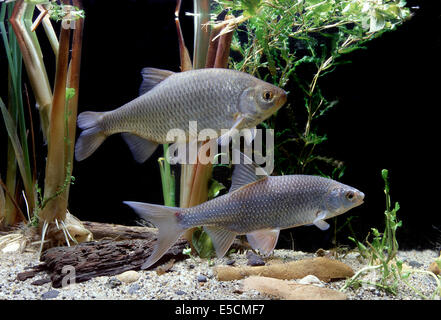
229, 152, 268, 192
139, 68, 175, 96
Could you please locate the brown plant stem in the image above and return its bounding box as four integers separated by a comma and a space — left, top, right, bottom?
39, 21, 71, 224
64, 0, 84, 198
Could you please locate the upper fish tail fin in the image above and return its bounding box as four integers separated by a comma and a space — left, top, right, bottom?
75, 111, 107, 161
124, 201, 185, 270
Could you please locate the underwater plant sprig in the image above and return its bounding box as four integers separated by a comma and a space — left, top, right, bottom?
342, 170, 441, 299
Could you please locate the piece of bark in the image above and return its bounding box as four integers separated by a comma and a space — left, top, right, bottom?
243, 276, 347, 300
215, 257, 354, 282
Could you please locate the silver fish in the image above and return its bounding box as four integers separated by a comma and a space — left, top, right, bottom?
125, 161, 364, 269
75, 68, 287, 162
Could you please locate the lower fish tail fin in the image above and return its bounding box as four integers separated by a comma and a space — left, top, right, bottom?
124, 201, 185, 270
75, 111, 107, 161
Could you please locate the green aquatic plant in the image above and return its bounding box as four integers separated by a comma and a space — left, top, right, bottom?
213, 0, 410, 176
341, 170, 441, 299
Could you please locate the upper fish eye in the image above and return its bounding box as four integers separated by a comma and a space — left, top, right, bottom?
262, 91, 273, 101
346, 191, 354, 200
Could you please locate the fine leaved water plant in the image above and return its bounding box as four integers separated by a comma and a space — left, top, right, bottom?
214, 0, 411, 176
341, 170, 441, 299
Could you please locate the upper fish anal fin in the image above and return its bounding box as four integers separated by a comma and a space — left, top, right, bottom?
121, 133, 159, 163
246, 228, 279, 256
203, 226, 237, 258
229, 152, 268, 192
139, 67, 175, 96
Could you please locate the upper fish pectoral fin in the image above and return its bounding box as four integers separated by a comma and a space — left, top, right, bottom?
216, 115, 246, 146
312, 211, 330, 231
121, 133, 159, 163
243, 127, 257, 146
246, 228, 280, 256
139, 67, 175, 96
203, 226, 237, 258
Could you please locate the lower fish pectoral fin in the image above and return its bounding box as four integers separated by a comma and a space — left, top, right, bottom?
246, 229, 279, 256
121, 133, 159, 163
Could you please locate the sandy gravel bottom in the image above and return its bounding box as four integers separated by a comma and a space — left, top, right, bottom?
0, 248, 439, 300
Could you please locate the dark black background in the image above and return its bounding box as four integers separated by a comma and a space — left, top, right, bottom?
1, 0, 440, 251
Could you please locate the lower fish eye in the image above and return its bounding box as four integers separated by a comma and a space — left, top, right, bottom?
346, 191, 354, 200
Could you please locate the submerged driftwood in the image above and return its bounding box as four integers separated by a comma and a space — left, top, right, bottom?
17, 224, 188, 288
17, 222, 248, 288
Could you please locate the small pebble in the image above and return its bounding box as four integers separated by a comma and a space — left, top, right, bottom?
175, 290, 186, 295
128, 284, 140, 295
41, 290, 59, 299
107, 277, 122, 289
226, 259, 235, 266
197, 275, 207, 282
116, 270, 140, 283
298, 275, 323, 286
246, 251, 265, 266
408, 260, 423, 268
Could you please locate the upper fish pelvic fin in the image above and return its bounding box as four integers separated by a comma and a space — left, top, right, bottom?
203, 226, 237, 258
139, 68, 175, 96
229, 152, 269, 192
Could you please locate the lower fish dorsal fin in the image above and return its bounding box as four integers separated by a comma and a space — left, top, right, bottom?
246, 229, 280, 256
121, 133, 159, 163
139, 68, 175, 96
203, 226, 237, 258
313, 211, 330, 231
229, 152, 268, 192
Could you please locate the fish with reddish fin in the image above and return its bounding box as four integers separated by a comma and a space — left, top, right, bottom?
75, 68, 287, 163
125, 160, 365, 269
